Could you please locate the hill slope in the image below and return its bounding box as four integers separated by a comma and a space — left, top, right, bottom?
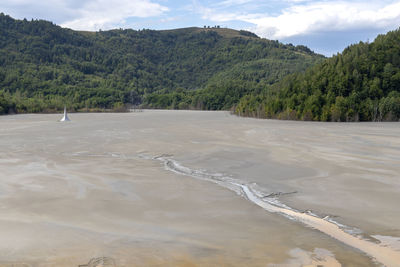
0, 13, 323, 114
236, 28, 400, 121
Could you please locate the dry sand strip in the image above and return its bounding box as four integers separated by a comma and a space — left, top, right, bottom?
154, 155, 400, 267
239, 185, 400, 267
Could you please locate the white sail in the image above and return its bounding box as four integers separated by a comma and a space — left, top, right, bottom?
60, 106, 70, 122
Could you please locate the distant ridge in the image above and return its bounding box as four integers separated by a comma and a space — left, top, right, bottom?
160, 27, 260, 39
0, 13, 322, 114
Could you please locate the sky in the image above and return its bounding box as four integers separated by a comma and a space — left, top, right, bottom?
1, 0, 400, 56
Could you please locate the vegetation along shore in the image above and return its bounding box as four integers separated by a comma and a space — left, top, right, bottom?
0, 13, 399, 121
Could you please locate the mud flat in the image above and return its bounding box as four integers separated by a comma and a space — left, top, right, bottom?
0, 111, 399, 266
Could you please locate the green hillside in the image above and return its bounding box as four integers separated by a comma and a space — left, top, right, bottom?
0, 13, 323, 114
236, 28, 400, 121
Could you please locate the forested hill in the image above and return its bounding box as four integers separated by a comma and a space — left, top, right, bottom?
0, 13, 323, 114
236, 28, 400, 121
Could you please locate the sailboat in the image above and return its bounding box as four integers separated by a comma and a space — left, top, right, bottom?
60, 106, 70, 122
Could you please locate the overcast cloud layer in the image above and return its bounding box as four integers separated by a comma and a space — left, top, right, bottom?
1, 0, 400, 55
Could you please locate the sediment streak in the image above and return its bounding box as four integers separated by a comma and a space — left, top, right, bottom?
153, 155, 400, 267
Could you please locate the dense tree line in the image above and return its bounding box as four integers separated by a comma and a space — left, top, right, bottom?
236, 28, 400, 121
142, 54, 321, 110
0, 13, 322, 114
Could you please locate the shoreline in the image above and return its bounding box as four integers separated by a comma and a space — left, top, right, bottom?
2, 109, 400, 122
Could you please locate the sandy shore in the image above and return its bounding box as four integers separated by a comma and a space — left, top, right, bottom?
0, 111, 398, 266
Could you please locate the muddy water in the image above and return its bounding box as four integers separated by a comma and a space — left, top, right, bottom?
0, 110, 398, 266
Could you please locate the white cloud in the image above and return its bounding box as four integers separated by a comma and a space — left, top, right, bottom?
283, 0, 312, 3
216, 0, 254, 7
199, 0, 400, 40
1, 0, 169, 31
63, 0, 169, 30
249, 1, 400, 39
2, 0, 400, 40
